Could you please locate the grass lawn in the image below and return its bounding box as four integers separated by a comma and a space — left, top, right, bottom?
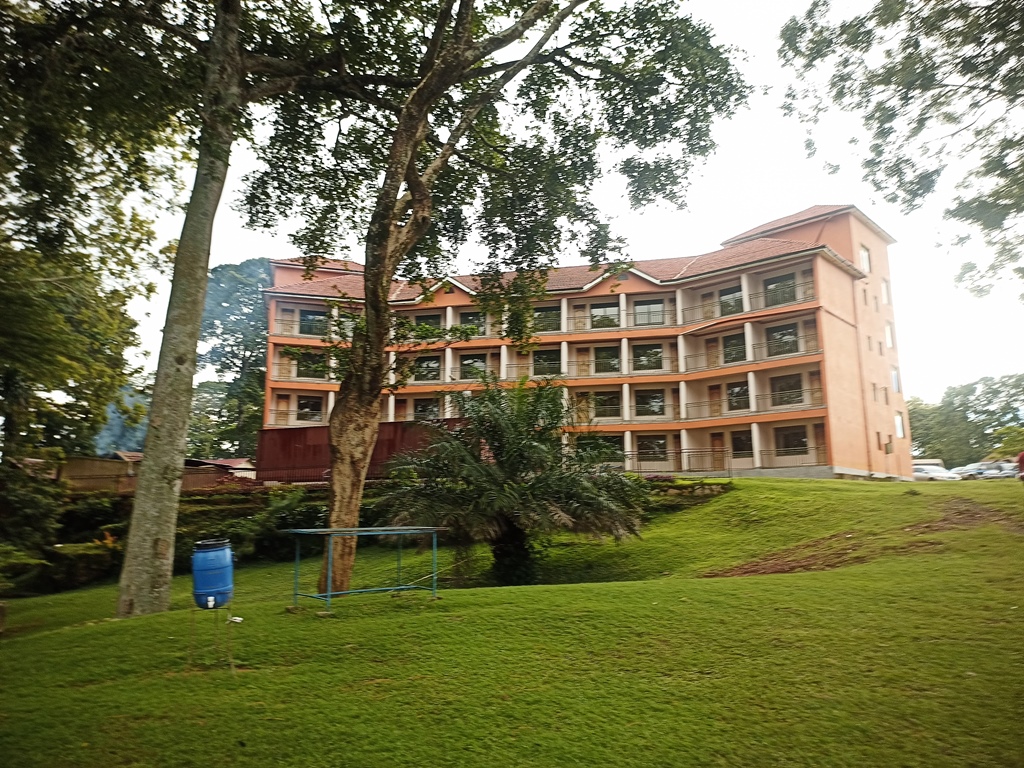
2, 479, 1023, 767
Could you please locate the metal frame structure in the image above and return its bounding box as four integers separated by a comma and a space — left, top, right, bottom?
284, 526, 445, 609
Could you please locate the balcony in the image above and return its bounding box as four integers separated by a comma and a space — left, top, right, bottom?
576, 403, 683, 422
748, 281, 815, 312
684, 398, 752, 420
272, 362, 331, 381
508, 356, 679, 379
684, 348, 747, 372
268, 409, 325, 426
760, 445, 828, 468
681, 296, 745, 325
751, 334, 820, 361
274, 317, 330, 337
620, 449, 732, 476
755, 388, 824, 412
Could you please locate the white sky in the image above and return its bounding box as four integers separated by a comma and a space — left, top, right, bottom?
129, 0, 1023, 403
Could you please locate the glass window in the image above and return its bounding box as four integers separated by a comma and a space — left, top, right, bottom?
413, 355, 441, 381
719, 286, 743, 316
765, 323, 798, 357
891, 367, 901, 393
413, 398, 440, 420
593, 346, 620, 374
299, 309, 328, 336
881, 279, 890, 304
885, 323, 894, 348
763, 273, 796, 306
723, 333, 746, 363
590, 302, 619, 328
592, 391, 621, 418
416, 314, 442, 328
726, 381, 750, 410
533, 306, 561, 332
636, 435, 668, 461
533, 349, 561, 375
731, 430, 753, 458
633, 299, 665, 326
860, 245, 871, 273
595, 435, 625, 456
459, 353, 488, 380
895, 412, 905, 439
774, 425, 808, 454
634, 390, 666, 417
295, 352, 326, 379
460, 311, 485, 334
632, 344, 664, 371
770, 373, 804, 406
296, 396, 324, 422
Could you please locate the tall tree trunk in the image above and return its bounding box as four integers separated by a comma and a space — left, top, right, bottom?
116, 0, 243, 618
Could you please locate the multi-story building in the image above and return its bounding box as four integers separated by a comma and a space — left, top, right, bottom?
262, 205, 913, 480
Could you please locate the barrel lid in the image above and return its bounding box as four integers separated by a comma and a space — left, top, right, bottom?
194, 538, 231, 551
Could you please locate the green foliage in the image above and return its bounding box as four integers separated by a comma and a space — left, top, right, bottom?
0, 543, 46, 593
93, 386, 149, 455
0, 459, 65, 555
376, 380, 648, 585
986, 426, 1024, 460
780, 0, 1024, 293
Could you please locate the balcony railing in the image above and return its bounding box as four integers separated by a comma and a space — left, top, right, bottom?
272, 363, 331, 381
575, 403, 683, 422
268, 409, 325, 426
681, 296, 745, 324
683, 348, 748, 372
684, 398, 752, 420
748, 281, 815, 312
752, 333, 820, 361
755, 388, 824, 411
760, 445, 828, 468
506, 357, 679, 379
274, 317, 330, 337
617, 449, 732, 477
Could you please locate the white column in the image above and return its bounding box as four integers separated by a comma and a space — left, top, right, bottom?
443, 395, 453, 418
624, 430, 634, 470
444, 347, 454, 381
747, 371, 759, 412
751, 421, 764, 468
387, 351, 397, 385
445, 306, 455, 329
675, 288, 684, 325
621, 382, 631, 422
620, 337, 630, 375
744, 321, 755, 362
677, 334, 686, 372
740, 273, 752, 312
499, 345, 508, 379
560, 297, 569, 332
386, 394, 396, 422
679, 428, 689, 471
680, 380, 689, 420
619, 292, 628, 327
327, 390, 336, 414
560, 341, 569, 374
680, 428, 691, 451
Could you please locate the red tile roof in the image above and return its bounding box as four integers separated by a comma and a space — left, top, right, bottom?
271, 257, 365, 272
721, 205, 855, 245
671, 237, 833, 278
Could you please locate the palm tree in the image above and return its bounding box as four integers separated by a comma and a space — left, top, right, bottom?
376, 379, 646, 585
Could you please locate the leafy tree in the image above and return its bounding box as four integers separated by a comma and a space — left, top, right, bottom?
186, 381, 229, 459
986, 426, 1024, 461
93, 388, 150, 456
780, 0, 1024, 294
244, 0, 749, 593
375, 380, 646, 586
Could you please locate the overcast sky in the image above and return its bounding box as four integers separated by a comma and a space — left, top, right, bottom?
129, 0, 1022, 403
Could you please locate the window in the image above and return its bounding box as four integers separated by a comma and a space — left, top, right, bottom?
632, 344, 664, 371
731, 430, 753, 458
885, 322, 894, 348
416, 313, 442, 328
882, 386, 889, 405
533, 349, 561, 375
593, 346, 620, 374
592, 391, 621, 418
533, 305, 561, 332
633, 299, 665, 326
413, 398, 440, 420
867, 335, 872, 351
764, 273, 797, 307
590, 302, 619, 328
860, 245, 871, 273
295, 352, 326, 379
863, 289, 868, 305
719, 286, 743, 316
872, 383, 878, 401
299, 309, 328, 336
874, 296, 880, 313
634, 390, 666, 417
413, 355, 441, 381
592, 434, 625, 459
881, 279, 890, 304
895, 411, 906, 439
878, 341, 883, 356
636, 435, 668, 461
460, 311, 486, 334
770, 373, 804, 406
726, 381, 750, 411
876, 431, 883, 451
723, 332, 746, 363
774, 425, 808, 455
459, 353, 488, 380
891, 367, 901, 393
296, 396, 324, 422
765, 323, 799, 357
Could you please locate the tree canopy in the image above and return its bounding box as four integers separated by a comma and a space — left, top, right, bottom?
780, 0, 1024, 294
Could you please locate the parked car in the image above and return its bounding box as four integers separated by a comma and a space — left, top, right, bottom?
912, 465, 962, 481
982, 462, 1020, 479
949, 464, 985, 479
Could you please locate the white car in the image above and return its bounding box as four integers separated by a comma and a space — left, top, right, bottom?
913, 465, 962, 481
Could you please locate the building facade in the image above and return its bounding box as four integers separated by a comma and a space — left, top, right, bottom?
262, 205, 913, 480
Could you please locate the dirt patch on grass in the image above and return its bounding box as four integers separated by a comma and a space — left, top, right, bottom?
705, 498, 1021, 578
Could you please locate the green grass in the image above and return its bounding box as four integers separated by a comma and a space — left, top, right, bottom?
3, 479, 1023, 767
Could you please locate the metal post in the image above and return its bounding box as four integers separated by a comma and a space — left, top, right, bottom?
431, 531, 438, 598
396, 533, 403, 587
293, 536, 300, 606
326, 533, 333, 611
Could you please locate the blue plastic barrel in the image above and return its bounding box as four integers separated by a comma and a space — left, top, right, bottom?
192, 538, 233, 609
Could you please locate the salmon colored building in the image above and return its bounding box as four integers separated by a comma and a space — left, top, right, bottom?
262, 205, 913, 480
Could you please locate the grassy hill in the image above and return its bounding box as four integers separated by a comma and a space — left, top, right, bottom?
3, 479, 1023, 767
